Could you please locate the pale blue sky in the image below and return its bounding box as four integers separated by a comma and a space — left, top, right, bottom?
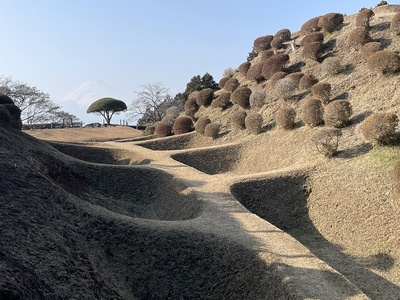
0, 0, 382, 123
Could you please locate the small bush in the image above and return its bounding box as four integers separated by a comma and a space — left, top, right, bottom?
258, 50, 275, 62
318, 13, 344, 33
245, 113, 263, 134
274, 77, 297, 99
0, 94, 14, 104
356, 8, 374, 28
184, 108, 197, 120
269, 71, 288, 88
204, 123, 220, 139
390, 12, 400, 35
249, 90, 266, 108
312, 128, 342, 157
301, 16, 321, 34
361, 112, 398, 144
276, 106, 296, 129
238, 61, 251, 75
223, 77, 240, 92
300, 32, 324, 47
361, 42, 382, 58
173, 116, 193, 135
0, 105, 12, 127
348, 27, 372, 47
261, 54, 290, 80
231, 87, 252, 109
311, 82, 331, 104
245, 62, 264, 82
185, 92, 199, 111
368, 50, 400, 74
299, 74, 318, 90
232, 110, 247, 130
323, 100, 353, 128
196, 88, 214, 106
253, 35, 274, 52
223, 67, 236, 77
274, 29, 291, 42
194, 117, 211, 134
271, 37, 284, 50
211, 92, 231, 109
300, 98, 324, 127
218, 77, 230, 89
163, 106, 181, 122
286, 72, 304, 88
321, 57, 344, 75
154, 121, 173, 137
144, 124, 155, 135
302, 42, 324, 62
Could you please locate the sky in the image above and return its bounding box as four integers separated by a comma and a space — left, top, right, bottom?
0, 0, 383, 124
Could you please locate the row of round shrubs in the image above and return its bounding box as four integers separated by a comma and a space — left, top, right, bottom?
231, 110, 263, 134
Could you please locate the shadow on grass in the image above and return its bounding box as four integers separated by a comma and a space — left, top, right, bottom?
336, 142, 373, 159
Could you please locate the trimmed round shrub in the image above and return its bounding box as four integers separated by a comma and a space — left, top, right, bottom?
144, 124, 155, 135
274, 77, 297, 99
356, 8, 374, 28
232, 110, 247, 130
249, 90, 266, 108
367, 50, 400, 74
196, 88, 214, 106
154, 121, 173, 137
258, 50, 275, 62
271, 37, 284, 50
238, 61, 251, 75
361, 112, 398, 144
0, 105, 12, 127
185, 92, 200, 111
323, 100, 353, 128
276, 106, 296, 130
231, 87, 252, 109
269, 71, 287, 88
321, 57, 344, 75
218, 77, 230, 89
211, 92, 231, 109
301, 16, 321, 34
318, 13, 344, 33
253, 35, 274, 52
0, 94, 14, 104
194, 117, 211, 134
2, 103, 22, 130
361, 42, 382, 58
302, 42, 324, 62
300, 32, 324, 47
204, 123, 220, 139
299, 74, 318, 90
286, 72, 304, 88
274, 29, 291, 42
348, 28, 371, 47
223, 77, 240, 92
312, 128, 342, 157
390, 12, 400, 35
245, 62, 264, 82
311, 82, 331, 104
173, 116, 193, 135
245, 113, 263, 134
300, 98, 324, 127
261, 54, 290, 80
184, 108, 197, 120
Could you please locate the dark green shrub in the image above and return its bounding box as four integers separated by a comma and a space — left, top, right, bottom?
223, 77, 240, 92
196, 88, 214, 106
253, 35, 274, 52
368, 50, 400, 74
218, 77, 230, 89
144, 124, 155, 135
377, 1, 388, 6
269, 71, 287, 88
194, 117, 211, 134
361, 112, 398, 144
204, 123, 220, 139
173, 116, 193, 135
302, 42, 324, 62
245, 113, 263, 134
300, 32, 324, 47
231, 87, 252, 109
312, 128, 342, 157
274, 77, 297, 99
321, 57, 344, 75
301, 16, 321, 34
211, 92, 231, 109
318, 13, 344, 33
390, 12, 400, 35
258, 50, 275, 62
348, 28, 372, 47
300, 98, 324, 127
323, 100, 353, 128
232, 110, 247, 130
261, 54, 290, 80
245, 62, 264, 82
311, 82, 331, 104
286, 72, 304, 88
154, 121, 173, 137
2, 103, 22, 130
0, 94, 14, 104
249, 90, 265, 108
276, 106, 296, 130
356, 8, 374, 28
0, 105, 12, 127
238, 61, 251, 75
299, 74, 318, 90
361, 42, 382, 58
